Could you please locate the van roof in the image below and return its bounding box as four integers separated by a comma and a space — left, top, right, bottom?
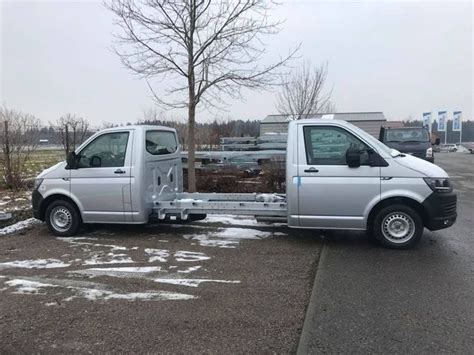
98, 125, 176, 133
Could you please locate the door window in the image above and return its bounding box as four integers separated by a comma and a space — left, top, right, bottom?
303, 126, 370, 165
146, 131, 177, 155
77, 132, 129, 168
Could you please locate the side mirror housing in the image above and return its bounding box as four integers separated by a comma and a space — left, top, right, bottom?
346, 147, 361, 168
66, 152, 78, 169
434, 137, 441, 146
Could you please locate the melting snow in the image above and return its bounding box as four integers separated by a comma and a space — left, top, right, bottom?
58, 239, 127, 252
0, 258, 70, 269
144, 248, 169, 262
83, 253, 135, 265
3, 277, 196, 301
184, 227, 274, 248
144, 249, 210, 263
178, 265, 202, 273
0, 218, 40, 236
197, 214, 286, 227
68, 288, 195, 301
153, 278, 240, 288
174, 251, 210, 262
71, 266, 164, 278
5, 279, 59, 294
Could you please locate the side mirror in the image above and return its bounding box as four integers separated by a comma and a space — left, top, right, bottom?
66, 152, 78, 169
434, 138, 441, 146
346, 147, 361, 168
90, 156, 102, 168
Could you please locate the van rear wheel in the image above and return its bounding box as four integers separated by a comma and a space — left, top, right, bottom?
45, 200, 81, 236
372, 204, 423, 249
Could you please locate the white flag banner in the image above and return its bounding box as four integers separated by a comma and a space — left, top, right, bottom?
453, 111, 462, 132
422, 112, 431, 128
438, 111, 447, 132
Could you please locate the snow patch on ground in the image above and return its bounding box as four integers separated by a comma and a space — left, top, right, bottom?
71, 266, 164, 278
3, 276, 196, 302
184, 227, 274, 248
0, 218, 40, 236
144, 249, 210, 263
178, 265, 202, 273
66, 288, 195, 301
0, 258, 70, 269
197, 214, 286, 227
83, 253, 135, 265
5, 279, 59, 294
144, 248, 169, 262
174, 250, 210, 262
58, 239, 128, 252
153, 278, 240, 288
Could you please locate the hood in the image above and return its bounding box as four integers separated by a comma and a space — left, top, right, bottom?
392, 153, 448, 178
37, 161, 67, 179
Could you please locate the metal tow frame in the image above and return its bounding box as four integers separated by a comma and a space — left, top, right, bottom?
153, 192, 287, 220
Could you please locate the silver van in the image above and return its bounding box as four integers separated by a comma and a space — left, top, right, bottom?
32, 120, 457, 249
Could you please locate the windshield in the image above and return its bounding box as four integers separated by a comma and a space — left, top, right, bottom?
385, 128, 430, 142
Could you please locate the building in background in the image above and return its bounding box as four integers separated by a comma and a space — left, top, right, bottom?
259, 112, 387, 138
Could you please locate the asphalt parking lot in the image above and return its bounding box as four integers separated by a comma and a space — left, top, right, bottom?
0, 216, 321, 353
0, 153, 472, 353
299, 153, 474, 354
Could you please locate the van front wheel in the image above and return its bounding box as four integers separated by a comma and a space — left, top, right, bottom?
45, 200, 81, 236
372, 205, 423, 249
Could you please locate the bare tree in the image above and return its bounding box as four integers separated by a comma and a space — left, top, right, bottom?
0, 106, 41, 190
276, 62, 333, 120
107, 0, 297, 192
54, 114, 90, 157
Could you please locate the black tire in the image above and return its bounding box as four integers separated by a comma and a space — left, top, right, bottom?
372, 204, 423, 249
45, 199, 81, 237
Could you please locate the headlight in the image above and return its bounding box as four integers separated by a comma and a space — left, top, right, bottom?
33, 178, 43, 190
423, 177, 452, 193
426, 147, 433, 158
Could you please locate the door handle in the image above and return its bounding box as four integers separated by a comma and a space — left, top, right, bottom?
114, 169, 126, 174
304, 168, 319, 173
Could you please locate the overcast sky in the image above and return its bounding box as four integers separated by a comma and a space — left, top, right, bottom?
1, 0, 472, 127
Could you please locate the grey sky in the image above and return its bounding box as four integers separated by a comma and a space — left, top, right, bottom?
1, 0, 472, 127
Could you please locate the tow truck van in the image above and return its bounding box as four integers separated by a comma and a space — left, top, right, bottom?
32, 119, 457, 249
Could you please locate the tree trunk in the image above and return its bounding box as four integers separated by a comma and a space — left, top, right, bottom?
65, 124, 70, 158
187, 0, 197, 192
187, 101, 197, 192
3, 120, 12, 188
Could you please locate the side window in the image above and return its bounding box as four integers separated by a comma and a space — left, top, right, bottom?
77, 132, 129, 168
303, 126, 370, 165
146, 131, 177, 155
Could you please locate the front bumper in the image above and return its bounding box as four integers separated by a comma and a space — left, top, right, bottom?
422, 192, 457, 231
32, 189, 44, 220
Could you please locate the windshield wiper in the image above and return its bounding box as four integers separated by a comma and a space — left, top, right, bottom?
386, 140, 401, 143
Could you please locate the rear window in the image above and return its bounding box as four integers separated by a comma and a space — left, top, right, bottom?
146, 131, 178, 155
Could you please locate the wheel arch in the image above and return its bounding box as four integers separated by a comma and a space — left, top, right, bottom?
367, 196, 428, 229
39, 194, 82, 222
